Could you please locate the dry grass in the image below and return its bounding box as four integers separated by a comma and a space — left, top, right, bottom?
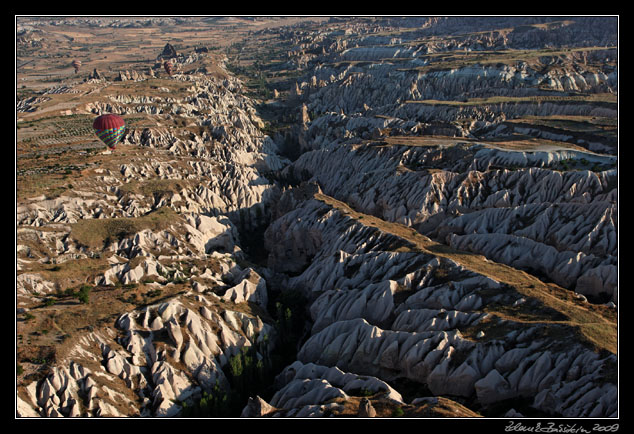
475, 136, 589, 152
314, 192, 617, 355
398, 46, 617, 74
69, 206, 182, 249
16, 281, 188, 385
17, 153, 102, 200
16, 16, 328, 91
405, 92, 617, 107
27, 257, 110, 288
118, 178, 192, 198
368, 134, 590, 153
376, 135, 470, 148
285, 395, 482, 418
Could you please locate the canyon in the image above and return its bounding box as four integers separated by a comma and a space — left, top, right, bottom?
16, 16, 617, 419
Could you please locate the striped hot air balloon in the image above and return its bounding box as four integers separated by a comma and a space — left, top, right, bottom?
163, 61, 174, 76
93, 114, 126, 150
71, 59, 82, 73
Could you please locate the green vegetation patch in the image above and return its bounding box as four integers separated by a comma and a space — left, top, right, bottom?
118, 178, 191, 198
70, 206, 181, 249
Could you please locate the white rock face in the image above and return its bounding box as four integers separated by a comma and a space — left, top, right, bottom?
285, 142, 617, 302
240, 396, 276, 417
28, 292, 276, 418
183, 214, 240, 254
264, 197, 616, 417
309, 280, 396, 333
273, 18, 616, 313
475, 369, 515, 405
249, 360, 403, 416
17, 273, 57, 298
221, 267, 269, 308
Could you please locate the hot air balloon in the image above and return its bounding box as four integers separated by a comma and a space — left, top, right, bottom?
72, 59, 82, 74
163, 61, 174, 76
93, 114, 126, 151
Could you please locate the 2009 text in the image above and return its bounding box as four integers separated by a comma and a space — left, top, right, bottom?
505, 421, 619, 433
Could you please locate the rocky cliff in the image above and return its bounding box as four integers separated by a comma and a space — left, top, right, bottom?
284, 143, 617, 303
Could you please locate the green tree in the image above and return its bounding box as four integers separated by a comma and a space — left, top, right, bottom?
229, 352, 243, 382
77, 284, 91, 304
181, 380, 230, 417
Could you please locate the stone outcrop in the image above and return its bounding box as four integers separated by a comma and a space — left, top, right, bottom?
257, 360, 402, 417
158, 43, 178, 60
264, 196, 617, 417
283, 142, 617, 302
26, 291, 275, 417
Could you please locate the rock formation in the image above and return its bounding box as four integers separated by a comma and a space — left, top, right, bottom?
264, 197, 616, 417
158, 43, 178, 60
16, 16, 618, 419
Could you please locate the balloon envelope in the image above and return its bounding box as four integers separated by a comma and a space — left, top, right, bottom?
72, 60, 81, 73
93, 114, 126, 149
163, 61, 173, 76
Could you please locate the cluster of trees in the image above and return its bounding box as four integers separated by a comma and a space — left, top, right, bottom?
181, 343, 269, 417
36, 284, 92, 308
180, 290, 308, 417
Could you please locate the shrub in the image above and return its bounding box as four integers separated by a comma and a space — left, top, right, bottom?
229, 352, 244, 379
145, 289, 162, 298
183, 340, 273, 417
180, 381, 229, 417
392, 407, 405, 417
77, 285, 92, 304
